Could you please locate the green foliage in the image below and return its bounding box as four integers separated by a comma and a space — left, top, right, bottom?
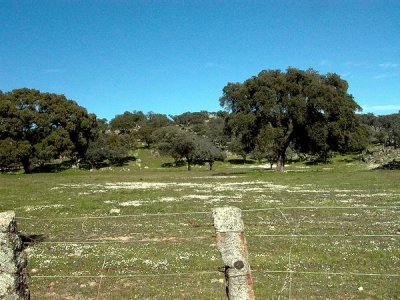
152, 126, 196, 170
152, 126, 224, 171
138, 112, 171, 147
359, 113, 400, 148
109, 111, 171, 147
377, 113, 400, 148
109, 111, 145, 133
171, 111, 229, 149
220, 68, 366, 171
203, 116, 229, 148
0, 88, 97, 172
171, 111, 210, 126
251, 125, 280, 166
0, 138, 29, 171
194, 136, 225, 170
84, 132, 133, 168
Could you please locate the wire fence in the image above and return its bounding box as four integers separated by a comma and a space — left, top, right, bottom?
30, 270, 400, 279
16, 205, 400, 221
15, 205, 400, 298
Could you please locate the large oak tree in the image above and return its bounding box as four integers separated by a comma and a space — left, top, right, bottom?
220, 68, 366, 171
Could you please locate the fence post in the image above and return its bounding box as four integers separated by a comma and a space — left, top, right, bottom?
212, 206, 255, 300
0, 211, 30, 299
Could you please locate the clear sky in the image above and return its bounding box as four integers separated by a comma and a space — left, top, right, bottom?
1, 0, 399, 120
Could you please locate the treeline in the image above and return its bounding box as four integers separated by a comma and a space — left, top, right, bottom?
359, 113, 400, 148
1, 68, 399, 173
0, 88, 228, 172
88, 110, 227, 171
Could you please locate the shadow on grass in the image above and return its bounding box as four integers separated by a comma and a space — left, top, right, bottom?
20, 233, 46, 248
79, 156, 137, 170
212, 171, 248, 176
305, 159, 333, 166
378, 160, 400, 170
109, 156, 136, 167
31, 160, 74, 173
228, 159, 256, 165
161, 160, 187, 168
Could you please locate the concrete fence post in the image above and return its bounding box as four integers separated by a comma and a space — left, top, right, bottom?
212, 207, 255, 300
0, 211, 30, 299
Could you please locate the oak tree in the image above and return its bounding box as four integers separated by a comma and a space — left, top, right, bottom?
220, 68, 365, 171
0, 88, 97, 172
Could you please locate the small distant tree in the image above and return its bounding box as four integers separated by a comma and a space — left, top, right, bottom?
109, 111, 145, 134
152, 126, 197, 170
138, 112, 171, 147
171, 111, 210, 127
85, 132, 132, 168
378, 113, 400, 148
194, 137, 225, 171
153, 126, 223, 171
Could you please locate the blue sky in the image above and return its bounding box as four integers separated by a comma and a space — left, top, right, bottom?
1, 0, 399, 120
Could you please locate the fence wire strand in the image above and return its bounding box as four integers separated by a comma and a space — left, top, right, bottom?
31, 270, 219, 279
22, 232, 399, 246
254, 234, 399, 238
16, 205, 400, 221
23, 235, 210, 245
30, 269, 400, 279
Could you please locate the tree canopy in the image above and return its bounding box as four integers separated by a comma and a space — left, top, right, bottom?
152, 126, 224, 171
109, 111, 146, 133
359, 112, 400, 147
220, 68, 366, 171
0, 88, 97, 172
1, 80, 391, 173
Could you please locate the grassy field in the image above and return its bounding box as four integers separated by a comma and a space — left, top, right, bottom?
1, 151, 399, 299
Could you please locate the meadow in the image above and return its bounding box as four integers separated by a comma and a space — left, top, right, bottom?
1, 150, 399, 299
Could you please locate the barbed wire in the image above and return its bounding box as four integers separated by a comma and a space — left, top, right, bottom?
31, 270, 219, 279
253, 270, 400, 278
243, 205, 400, 212
23, 236, 210, 245
16, 205, 400, 221
21, 232, 399, 246
16, 210, 210, 221
254, 234, 399, 238
30, 269, 400, 279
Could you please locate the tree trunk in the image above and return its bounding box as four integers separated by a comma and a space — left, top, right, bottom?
275, 130, 294, 172
209, 161, 214, 171
276, 153, 285, 172
21, 156, 31, 174
187, 159, 192, 171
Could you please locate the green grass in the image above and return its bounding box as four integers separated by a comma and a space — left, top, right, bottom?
1, 151, 399, 299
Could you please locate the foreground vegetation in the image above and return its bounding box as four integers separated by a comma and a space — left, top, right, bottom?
1, 151, 399, 299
